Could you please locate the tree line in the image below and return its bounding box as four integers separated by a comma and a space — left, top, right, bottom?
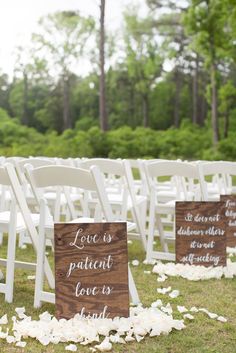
0, 0, 236, 149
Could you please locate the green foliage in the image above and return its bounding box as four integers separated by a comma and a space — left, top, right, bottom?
0, 108, 236, 161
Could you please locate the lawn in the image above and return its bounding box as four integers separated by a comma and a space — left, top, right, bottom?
0, 236, 236, 353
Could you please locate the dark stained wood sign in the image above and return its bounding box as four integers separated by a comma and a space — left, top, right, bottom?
54, 222, 129, 320
220, 195, 236, 247
176, 202, 226, 267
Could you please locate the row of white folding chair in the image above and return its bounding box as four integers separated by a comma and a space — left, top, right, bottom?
0, 163, 140, 306
145, 160, 236, 262
25, 164, 140, 308
0, 163, 55, 303
77, 158, 147, 249
24, 157, 147, 249
198, 161, 236, 201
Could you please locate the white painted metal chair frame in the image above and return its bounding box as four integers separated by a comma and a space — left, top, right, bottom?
198, 161, 236, 201
0, 164, 54, 303
77, 159, 147, 249
26, 165, 140, 308
146, 161, 201, 262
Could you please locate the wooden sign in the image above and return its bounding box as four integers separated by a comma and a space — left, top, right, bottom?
176, 202, 226, 267
220, 195, 236, 247
54, 222, 129, 320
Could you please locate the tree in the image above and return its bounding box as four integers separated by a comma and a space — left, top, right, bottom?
32, 11, 95, 130
184, 0, 233, 146
123, 9, 163, 127
219, 81, 236, 138
99, 0, 108, 131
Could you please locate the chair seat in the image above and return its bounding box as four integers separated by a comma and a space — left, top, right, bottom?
44, 192, 82, 204
0, 212, 40, 233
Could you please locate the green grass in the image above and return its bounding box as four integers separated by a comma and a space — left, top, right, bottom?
0, 236, 236, 353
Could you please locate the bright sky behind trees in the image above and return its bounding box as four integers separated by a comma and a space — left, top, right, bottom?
0, 0, 147, 76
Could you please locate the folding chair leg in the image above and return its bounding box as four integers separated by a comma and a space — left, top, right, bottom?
146, 192, 156, 262
34, 200, 49, 308
156, 214, 169, 253
128, 266, 140, 305
5, 202, 17, 303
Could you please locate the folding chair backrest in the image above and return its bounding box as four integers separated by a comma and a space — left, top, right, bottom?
146, 160, 200, 201
198, 161, 236, 200
26, 165, 114, 222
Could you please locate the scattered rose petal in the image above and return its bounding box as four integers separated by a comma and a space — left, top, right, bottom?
144, 271, 151, 274
6, 335, 15, 344
183, 314, 194, 320
169, 290, 180, 299
0, 314, 8, 325
27, 275, 36, 280
157, 274, 167, 282
217, 316, 227, 323
153, 260, 236, 281
177, 306, 188, 313
95, 337, 112, 352
131, 260, 139, 267
190, 307, 199, 313
65, 344, 77, 351
20, 244, 27, 249
15, 307, 26, 319
208, 312, 218, 319
135, 334, 144, 342
157, 286, 171, 294
16, 341, 27, 348
151, 299, 163, 308
125, 334, 135, 342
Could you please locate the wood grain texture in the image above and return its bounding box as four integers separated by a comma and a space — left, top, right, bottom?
54, 222, 129, 320
220, 195, 236, 247
176, 202, 226, 267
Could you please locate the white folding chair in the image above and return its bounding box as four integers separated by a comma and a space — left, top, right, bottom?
78, 159, 147, 249
198, 161, 236, 201
145, 160, 201, 262
0, 164, 54, 303
25, 165, 140, 308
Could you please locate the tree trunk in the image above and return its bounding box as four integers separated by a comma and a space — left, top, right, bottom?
22, 71, 29, 125
142, 94, 149, 127
198, 71, 207, 126
192, 55, 199, 124
174, 68, 181, 128
224, 110, 229, 139
63, 76, 71, 130
99, 0, 108, 131
211, 62, 219, 146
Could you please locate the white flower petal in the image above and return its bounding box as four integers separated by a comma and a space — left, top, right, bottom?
95, 337, 112, 352
169, 290, 180, 298
0, 314, 8, 325
183, 314, 194, 320
65, 344, 77, 351
27, 275, 36, 280
217, 316, 227, 323
208, 312, 218, 319
177, 306, 188, 313
131, 260, 139, 267
16, 341, 27, 348
6, 335, 15, 343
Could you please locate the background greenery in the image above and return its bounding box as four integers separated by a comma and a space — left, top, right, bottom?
0, 0, 236, 159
